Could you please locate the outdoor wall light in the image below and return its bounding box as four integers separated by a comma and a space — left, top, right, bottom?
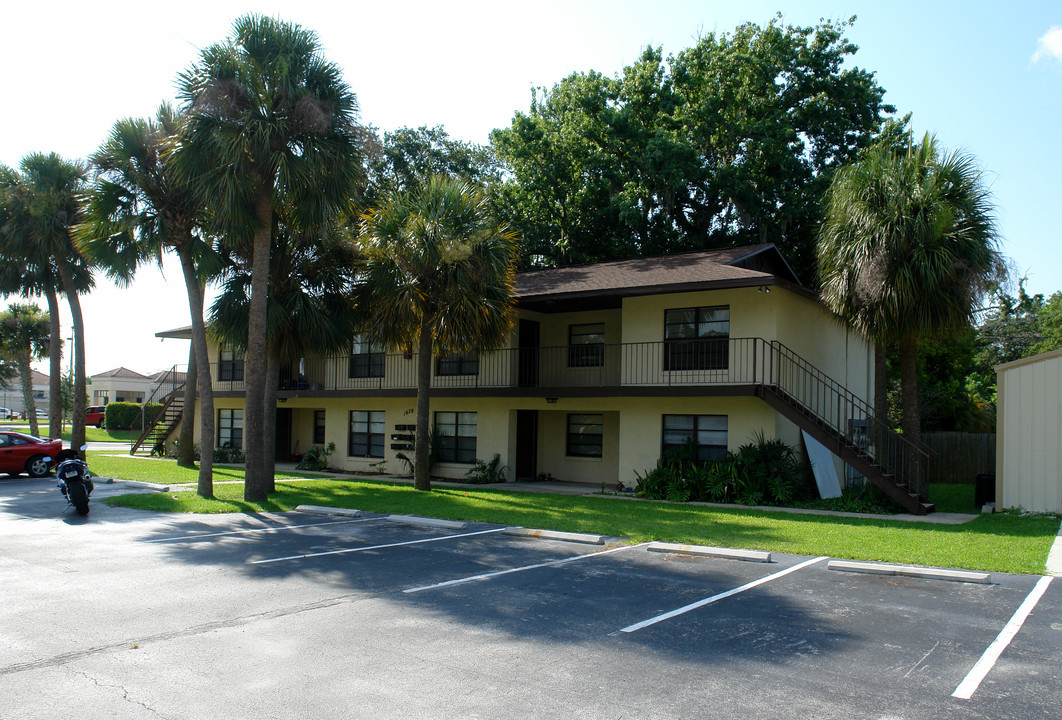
758, 285, 771, 294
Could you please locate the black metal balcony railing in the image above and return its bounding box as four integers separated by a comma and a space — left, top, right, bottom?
202, 337, 928, 509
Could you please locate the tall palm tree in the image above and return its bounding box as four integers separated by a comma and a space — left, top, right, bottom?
175, 15, 362, 501
817, 132, 1002, 444
359, 175, 520, 491
78, 105, 225, 497
0, 303, 50, 436
1, 154, 94, 451
209, 220, 362, 489
0, 167, 63, 437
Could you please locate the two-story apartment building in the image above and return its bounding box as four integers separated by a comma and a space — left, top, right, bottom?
155, 244, 931, 513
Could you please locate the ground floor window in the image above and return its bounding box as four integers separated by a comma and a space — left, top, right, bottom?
566, 413, 603, 458
349, 411, 384, 458
435, 411, 476, 463
661, 414, 727, 463
218, 409, 244, 449
313, 410, 326, 445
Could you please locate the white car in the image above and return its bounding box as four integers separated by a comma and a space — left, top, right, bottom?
0, 408, 13, 420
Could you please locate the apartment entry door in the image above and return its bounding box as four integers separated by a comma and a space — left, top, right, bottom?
518, 320, 540, 387
515, 410, 538, 482
275, 407, 292, 461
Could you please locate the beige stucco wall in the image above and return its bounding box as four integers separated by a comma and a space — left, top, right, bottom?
996, 349, 1062, 513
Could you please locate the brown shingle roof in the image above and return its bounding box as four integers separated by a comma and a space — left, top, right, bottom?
515, 244, 783, 301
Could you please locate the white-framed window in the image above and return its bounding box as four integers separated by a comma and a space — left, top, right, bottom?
349, 410, 384, 458
219, 344, 245, 381
218, 408, 244, 449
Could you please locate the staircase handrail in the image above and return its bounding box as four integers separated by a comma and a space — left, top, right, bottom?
766, 340, 929, 499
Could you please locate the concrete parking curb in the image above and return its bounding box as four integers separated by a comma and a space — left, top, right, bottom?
295, 505, 362, 517
118, 480, 170, 492
503, 527, 606, 545
828, 560, 991, 584
387, 514, 466, 529
647, 542, 772, 563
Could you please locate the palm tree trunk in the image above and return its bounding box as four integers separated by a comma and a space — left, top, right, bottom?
45, 286, 62, 439
178, 246, 215, 497
414, 314, 434, 491
55, 259, 86, 455
243, 184, 273, 502
177, 338, 197, 467
263, 342, 281, 494
873, 342, 889, 456
17, 351, 39, 437
898, 335, 921, 446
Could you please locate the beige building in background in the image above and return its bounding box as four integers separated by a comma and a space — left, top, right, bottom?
996, 348, 1062, 513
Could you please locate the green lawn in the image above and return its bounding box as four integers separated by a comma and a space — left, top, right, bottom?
96, 452, 1060, 576
6, 425, 132, 443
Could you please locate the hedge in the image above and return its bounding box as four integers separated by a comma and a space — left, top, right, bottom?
105, 402, 165, 431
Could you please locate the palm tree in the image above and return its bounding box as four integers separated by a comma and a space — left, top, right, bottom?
817, 132, 1002, 445
359, 175, 520, 490
0, 304, 50, 436
175, 15, 362, 501
0, 154, 94, 451
209, 220, 362, 489
78, 105, 224, 497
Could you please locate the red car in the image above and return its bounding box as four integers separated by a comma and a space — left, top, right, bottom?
0, 431, 62, 477
86, 406, 106, 429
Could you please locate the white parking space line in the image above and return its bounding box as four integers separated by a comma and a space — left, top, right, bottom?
952, 575, 1054, 700
145, 518, 380, 543
403, 542, 649, 594
618, 556, 829, 633
250, 527, 507, 564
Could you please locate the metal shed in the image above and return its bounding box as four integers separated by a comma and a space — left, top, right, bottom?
995, 348, 1062, 513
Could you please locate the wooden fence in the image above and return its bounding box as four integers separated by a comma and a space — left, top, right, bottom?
923, 432, 996, 484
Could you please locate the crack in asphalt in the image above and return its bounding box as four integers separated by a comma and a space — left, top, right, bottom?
70, 667, 168, 719
0, 592, 369, 677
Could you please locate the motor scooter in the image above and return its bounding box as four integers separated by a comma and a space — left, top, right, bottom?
53, 446, 93, 516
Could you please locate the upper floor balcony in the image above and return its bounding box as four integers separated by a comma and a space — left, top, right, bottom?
210, 337, 796, 398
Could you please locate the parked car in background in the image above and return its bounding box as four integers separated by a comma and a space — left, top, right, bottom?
85, 406, 106, 428
0, 408, 13, 420
0, 431, 61, 477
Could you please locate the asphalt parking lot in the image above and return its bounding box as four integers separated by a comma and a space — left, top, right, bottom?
1, 478, 1059, 720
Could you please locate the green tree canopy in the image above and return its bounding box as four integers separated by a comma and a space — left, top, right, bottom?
492, 15, 896, 278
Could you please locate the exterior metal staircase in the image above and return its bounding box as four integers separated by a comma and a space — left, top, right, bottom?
130, 366, 186, 457
756, 341, 933, 514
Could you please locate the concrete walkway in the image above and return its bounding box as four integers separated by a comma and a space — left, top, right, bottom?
1047, 520, 1062, 577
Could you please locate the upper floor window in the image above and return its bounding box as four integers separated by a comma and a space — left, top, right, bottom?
568, 323, 605, 367
219, 345, 245, 382
436, 353, 479, 377
664, 306, 729, 371
349, 334, 385, 378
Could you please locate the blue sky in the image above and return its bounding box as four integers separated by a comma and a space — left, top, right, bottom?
2, 1, 1059, 374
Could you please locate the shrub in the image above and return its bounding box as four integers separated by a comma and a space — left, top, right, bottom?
463, 454, 508, 484
105, 402, 165, 431
214, 442, 245, 464
296, 442, 336, 471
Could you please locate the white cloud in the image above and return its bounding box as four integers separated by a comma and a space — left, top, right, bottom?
1032, 26, 1062, 63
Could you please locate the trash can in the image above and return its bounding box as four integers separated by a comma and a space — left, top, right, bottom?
974, 472, 996, 508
